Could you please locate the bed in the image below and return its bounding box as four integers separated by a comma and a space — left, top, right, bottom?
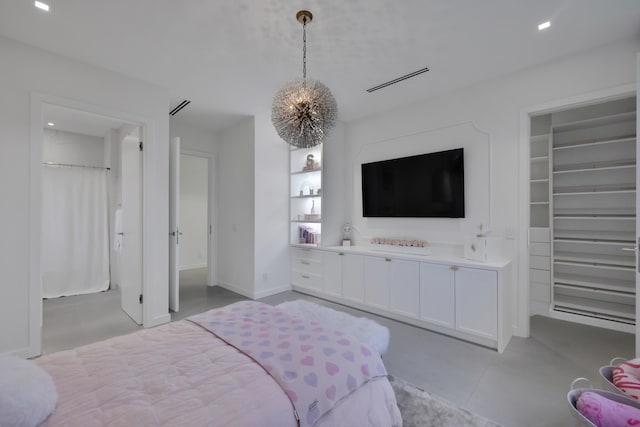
32, 301, 402, 426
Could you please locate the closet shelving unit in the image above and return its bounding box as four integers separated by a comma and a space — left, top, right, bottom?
548, 100, 637, 331
529, 115, 553, 316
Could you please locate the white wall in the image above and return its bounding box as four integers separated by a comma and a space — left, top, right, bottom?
0, 35, 170, 357
170, 117, 218, 154
180, 154, 208, 270
43, 129, 105, 166
216, 117, 256, 297
253, 114, 290, 297
344, 37, 639, 338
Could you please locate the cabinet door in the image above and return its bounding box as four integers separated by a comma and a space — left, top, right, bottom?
342, 254, 364, 303
322, 251, 343, 297
364, 256, 390, 310
455, 267, 498, 340
420, 263, 455, 328
389, 259, 420, 318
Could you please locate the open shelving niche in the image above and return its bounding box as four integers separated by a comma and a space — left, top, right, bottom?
529, 96, 637, 332
290, 144, 323, 247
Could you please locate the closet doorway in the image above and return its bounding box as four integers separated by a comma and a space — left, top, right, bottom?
169, 140, 216, 317
40, 103, 144, 353
521, 87, 637, 341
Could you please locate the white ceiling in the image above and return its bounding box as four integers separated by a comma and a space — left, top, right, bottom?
2, 0, 639, 133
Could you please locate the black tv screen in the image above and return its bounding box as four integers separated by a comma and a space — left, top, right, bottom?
361, 148, 465, 218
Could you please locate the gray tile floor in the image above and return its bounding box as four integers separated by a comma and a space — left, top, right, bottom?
42, 268, 635, 427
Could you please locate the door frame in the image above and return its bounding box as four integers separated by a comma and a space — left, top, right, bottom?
181, 149, 217, 288
28, 92, 155, 357
517, 83, 636, 339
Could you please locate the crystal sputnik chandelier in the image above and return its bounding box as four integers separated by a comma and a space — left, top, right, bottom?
272, 10, 337, 149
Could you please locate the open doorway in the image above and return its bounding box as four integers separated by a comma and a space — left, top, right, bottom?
40, 104, 144, 354
169, 142, 216, 319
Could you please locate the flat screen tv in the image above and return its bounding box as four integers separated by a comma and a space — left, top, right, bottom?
361, 148, 465, 218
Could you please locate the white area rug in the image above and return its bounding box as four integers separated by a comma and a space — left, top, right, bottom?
389, 376, 502, 427
276, 300, 390, 355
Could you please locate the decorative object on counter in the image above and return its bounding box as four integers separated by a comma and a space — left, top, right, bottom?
370, 237, 429, 248
316, 188, 321, 195
464, 224, 502, 263
342, 223, 352, 247
299, 180, 314, 196
271, 10, 337, 148
298, 225, 320, 245
303, 154, 319, 171
370, 237, 431, 255
303, 200, 320, 221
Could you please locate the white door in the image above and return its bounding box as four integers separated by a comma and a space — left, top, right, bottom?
455, 267, 498, 340
364, 256, 389, 310
389, 259, 420, 318
342, 254, 365, 303
420, 262, 455, 327
120, 132, 143, 324
322, 251, 343, 297
169, 137, 181, 312
636, 67, 640, 357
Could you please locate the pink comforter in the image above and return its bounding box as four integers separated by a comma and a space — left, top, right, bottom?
189, 301, 388, 426
36, 313, 402, 426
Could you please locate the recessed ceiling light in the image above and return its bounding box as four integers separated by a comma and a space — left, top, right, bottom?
34, 1, 50, 12
538, 21, 551, 31
47, 122, 55, 126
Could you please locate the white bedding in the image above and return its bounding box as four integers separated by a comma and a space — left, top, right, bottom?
36, 315, 402, 426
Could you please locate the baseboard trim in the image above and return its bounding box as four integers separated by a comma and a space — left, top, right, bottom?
179, 263, 207, 271
146, 313, 171, 328
216, 281, 254, 299
254, 284, 292, 299
215, 282, 292, 299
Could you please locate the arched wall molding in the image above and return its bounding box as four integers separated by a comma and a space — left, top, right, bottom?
348, 120, 493, 249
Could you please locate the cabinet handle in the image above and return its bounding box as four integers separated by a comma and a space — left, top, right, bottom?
385, 258, 392, 262
300, 260, 310, 265
450, 266, 459, 271
301, 274, 311, 279
338, 252, 344, 256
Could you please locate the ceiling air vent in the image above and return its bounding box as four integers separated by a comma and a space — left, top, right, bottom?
366, 67, 430, 93
169, 100, 191, 116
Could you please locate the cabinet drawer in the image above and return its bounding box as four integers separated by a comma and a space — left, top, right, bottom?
530, 255, 550, 271
291, 271, 322, 291
291, 247, 323, 262
291, 257, 322, 276
530, 242, 550, 257
530, 228, 550, 243
530, 268, 550, 284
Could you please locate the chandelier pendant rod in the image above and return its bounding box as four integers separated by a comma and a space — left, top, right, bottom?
302, 17, 307, 79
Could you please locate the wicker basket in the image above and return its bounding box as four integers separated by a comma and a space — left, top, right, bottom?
568, 377, 640, 427
599, 357, 627, 395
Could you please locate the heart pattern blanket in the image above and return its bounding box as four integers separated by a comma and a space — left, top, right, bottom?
188, 301, 387, 426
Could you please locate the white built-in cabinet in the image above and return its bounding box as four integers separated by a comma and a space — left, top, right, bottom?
322, 251, 365, 302
420, 263, 455, 328
292, 246, 511, 352
419, 263, 498, 340
363, 256, 420, 317
528, 96, 637, 332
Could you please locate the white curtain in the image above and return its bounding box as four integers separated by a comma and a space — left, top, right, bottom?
42, 166, 110, 298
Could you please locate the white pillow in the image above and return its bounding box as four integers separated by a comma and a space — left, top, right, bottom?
0, 356, 58, 427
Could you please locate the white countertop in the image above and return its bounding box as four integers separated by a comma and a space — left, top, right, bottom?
321, 245, 511, 269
